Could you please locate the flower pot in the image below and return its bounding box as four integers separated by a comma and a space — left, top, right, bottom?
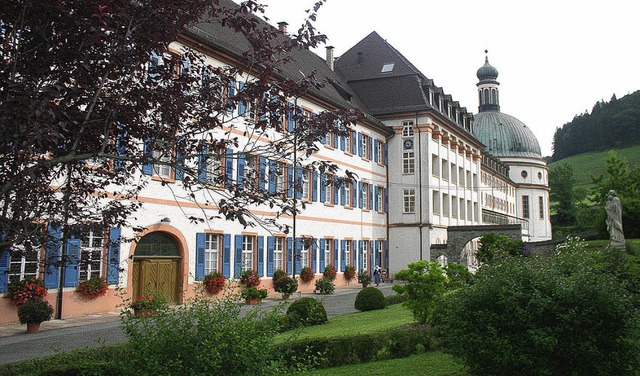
26, 322, 41, 334
362, 283, 369, 288
245, 296, 261, 305
282, 293, 290, 300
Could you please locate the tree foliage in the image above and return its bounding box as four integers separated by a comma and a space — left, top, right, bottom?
0, 1, 357, 262
549, 161, 577, 225
552, 90, 640, 161
475, 232, 524, 265
434, 237, 640, 376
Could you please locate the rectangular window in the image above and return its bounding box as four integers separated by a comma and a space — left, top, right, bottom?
325, 132, 334, 148
522, 195, 530, 219
403, 189, 416, 213
9, 252, 40, 284
451, 163, 457, 184
539, 196, 544, 219
241, 235, 254, 271
345, 131, 352, 152
466, 171, 472, 189
442, 159, 449, 180
432, 154, 439, 176
376, 140, 383, 163
324, 239, 332, 267
452, 196, 458, 219
459, 167, 464, 187
443, 193, 450, 217
473, 173, 478, 192
361, 135, 369, 159
301, 169, 311, 201
363, 182, 370, 209
79, 228, 105, 281
344, 240, 352, 267
205, 233, 220, 275
467, 200, 472, 222
402, 121, 414, 136
275, 163, 286, 192
432, 190, 441, 215
153, 149, 172, 179
402, 151, 415, 174
274, 237, 284, 271
460, 198, 465, 220
324, 173, 333, 204
301, 242, 310, 268
376, 186, 383, 212
206, 149, 222, 185
362, 241, 368, 271
345, 180, 352, 207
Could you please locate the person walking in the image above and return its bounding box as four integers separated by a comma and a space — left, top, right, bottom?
373, 265, 382, 287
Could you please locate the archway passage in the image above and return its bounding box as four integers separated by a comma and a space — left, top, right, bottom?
431, 224, 523, 265
132, 232, 182, 304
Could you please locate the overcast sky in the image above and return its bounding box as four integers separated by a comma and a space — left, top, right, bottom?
252, 0, 640, 157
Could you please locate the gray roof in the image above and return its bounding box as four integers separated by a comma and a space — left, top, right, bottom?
472, 111, 542, 158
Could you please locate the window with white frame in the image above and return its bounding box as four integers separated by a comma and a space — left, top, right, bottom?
79, 228, 105, 281
344, 240, 352, 267
361, 135, 369, 158
522, 195, 530, 219
324, 239, 331, 267
275, 162, 286, 192
345, 131, 352, 152
344, 180, 352, 207
362, 241, 368, 271
301, 241, 310, 268
402, 121, 414, 137
402, 151, 415, 174
403, 189, 416, 213
153, 149, 172, 179
241, 235, 254, 271
274, 237, 284, 271
376, 140, 383, 163
206, 149, 222, 185
301, 169, 311, 200
204, 233, 220, 275
362, 182, 369, 209
325, 131, 334, 148
324, 173, 333, 203
376, 186, 383, 212
8, 251, 40, 284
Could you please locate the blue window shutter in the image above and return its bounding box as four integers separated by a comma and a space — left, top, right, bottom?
287, 238, 293, 274
234, 235, 243, 278
267, 237, 274, 277
385, 241, 389, 270
334, 133, 339, 148
340, 135, 345, 151
295, 167, 303, 199
384, 142, 388, 166
223, 234, 231, 278
333, 239, 339, 269
237, 153, 246, 189
268, 160, 277, 193
107, 228, 121, 285
287, 103, 295, 132
225, 148, 234, 188
295, 238, 302, 273
369, 184, 374, 210
351, 130, 357, 154
320, 132, 326, 144
259, 157, 267, 190
195, 233, 206, 280
0, 251, 9, 292
45, 227, 61, 289
227, 79, 235, 114
319, 239, 325, 272
198, 142, 208, 184
357, 132, 363, 156
64, 238, 80, 287
257, 236, 264, 277
319, 173, 326, 202
352, 182, 357, 207
340, 240, 346, 271
312, 171, 318, 202
358, 240, 364, 272
373, 139, 379, 163
370, 240, 375, 274
237, 81, 246, 115
358, 181, 364, 208
175, 137, 185, 181
333, 176, 339, 204
114, 128, 127, 172
374, 187, 380, 212
385, 188, 389, 212
368, 136, 373, 160
142, 139, 154, 175
340, 184, 345, 206
312, 241, 317, 273
287, 164, 294, 197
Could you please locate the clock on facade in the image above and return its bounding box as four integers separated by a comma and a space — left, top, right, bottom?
403, 138, 414, 149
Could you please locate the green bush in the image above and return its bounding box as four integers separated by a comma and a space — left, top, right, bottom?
285, 297, 327, 328
354, 287, 385, 311
433, 238, 640, 376
121, 294, 283, 375
17, 299, 53, 324
314, 277, 335, 294
384, 293, 407, 306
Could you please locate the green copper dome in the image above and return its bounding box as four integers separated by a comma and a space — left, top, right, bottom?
476, 55, 499, 82
472, 111, 542, 158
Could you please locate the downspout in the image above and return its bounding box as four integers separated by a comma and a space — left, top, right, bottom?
292, 97, 298, 279
415, 112, 423, 260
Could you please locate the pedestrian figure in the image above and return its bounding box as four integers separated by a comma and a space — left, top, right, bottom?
373, 265, 381, 286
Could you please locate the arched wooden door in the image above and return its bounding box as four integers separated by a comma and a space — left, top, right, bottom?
132, 232, 181, 304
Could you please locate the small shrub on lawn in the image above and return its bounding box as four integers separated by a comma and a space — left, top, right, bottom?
384, 293, 408, 306
284, 297, 327, 329
314, 277, 335, 294
354, 287, 386, 311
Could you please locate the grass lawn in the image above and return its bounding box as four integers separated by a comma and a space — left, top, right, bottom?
299, 351, 467, 376
274, 303, 414, 343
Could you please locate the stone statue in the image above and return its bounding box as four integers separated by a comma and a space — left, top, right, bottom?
605, 190, 625, 248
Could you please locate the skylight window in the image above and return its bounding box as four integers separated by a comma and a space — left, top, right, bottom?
381, 63, 395, 73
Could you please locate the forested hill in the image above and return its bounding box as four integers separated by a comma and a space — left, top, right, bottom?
552, 90, 640, 161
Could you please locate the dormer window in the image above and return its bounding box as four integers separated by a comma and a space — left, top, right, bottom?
381, 63, 395, 73
428, 90, 434, 105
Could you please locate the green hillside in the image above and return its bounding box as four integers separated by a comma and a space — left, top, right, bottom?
549, 145, 640, 190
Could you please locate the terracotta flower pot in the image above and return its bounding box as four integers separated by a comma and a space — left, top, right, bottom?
245, 296, 261, 305
282, 293, 290, 300
26, 322, 41, 334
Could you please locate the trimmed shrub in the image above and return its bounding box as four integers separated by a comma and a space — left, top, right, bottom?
314, 277, 334, 294
384, 293, 408, 306
354, 287, 386, 311
285, 297, 327, 328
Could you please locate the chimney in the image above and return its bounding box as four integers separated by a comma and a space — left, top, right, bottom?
325, 46, 334, 71
277, 21, 288, 34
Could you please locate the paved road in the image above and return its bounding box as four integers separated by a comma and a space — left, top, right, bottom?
0, 283, 398, 365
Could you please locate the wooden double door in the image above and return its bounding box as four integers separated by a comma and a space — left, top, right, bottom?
132, 258, 181, 304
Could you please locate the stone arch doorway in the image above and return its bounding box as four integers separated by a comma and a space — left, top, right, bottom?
430, 224, 523, 264
132, 231, 182, 304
